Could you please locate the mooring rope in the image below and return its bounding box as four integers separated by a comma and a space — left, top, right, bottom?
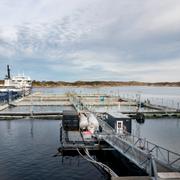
76, 147, 118, 177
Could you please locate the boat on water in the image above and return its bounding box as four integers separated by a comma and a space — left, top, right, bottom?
0, 65, 32, 99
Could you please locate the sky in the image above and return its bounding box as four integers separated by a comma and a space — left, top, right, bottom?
0, 0, 180, 82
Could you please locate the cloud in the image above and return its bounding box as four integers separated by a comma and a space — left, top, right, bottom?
0, 0, 180, 81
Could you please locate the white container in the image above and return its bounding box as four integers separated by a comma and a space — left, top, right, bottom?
79, 113, 88, 130
87, 113, 99, 134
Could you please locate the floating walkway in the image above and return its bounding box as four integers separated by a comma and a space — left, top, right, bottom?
1, 92, 180, 117
68, 94, 180, 180
0, 92, 180, 179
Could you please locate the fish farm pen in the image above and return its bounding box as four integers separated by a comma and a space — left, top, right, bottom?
0, 91, 180, 180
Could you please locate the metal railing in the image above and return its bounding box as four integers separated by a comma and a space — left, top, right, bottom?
69, 93, 91, 112
68, 94, 180, 174
117, 133, 180, 171
101, 134, 158, 179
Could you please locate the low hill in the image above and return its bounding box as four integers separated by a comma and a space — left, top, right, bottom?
0, 80, 180, 87
31, 80, 180, 87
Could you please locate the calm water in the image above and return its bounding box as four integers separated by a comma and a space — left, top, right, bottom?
0, 119, 146, 180
0, 119, 108, 180
2, 105, 74, 113
33, 86, 180, 96
0, 86, 180, 179
132, 118, 180, 154
33, 86, 180, 109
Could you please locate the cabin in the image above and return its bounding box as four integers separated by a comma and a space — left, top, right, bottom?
103, 112, 131, 134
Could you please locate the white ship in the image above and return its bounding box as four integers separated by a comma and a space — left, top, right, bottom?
0, 65, 32, 96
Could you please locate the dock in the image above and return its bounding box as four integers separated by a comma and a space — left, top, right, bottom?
66, 94, 180, 179
1, 92, 180, 118
0, 92, 180, 179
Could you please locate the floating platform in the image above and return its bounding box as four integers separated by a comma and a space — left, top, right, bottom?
1, 92, 179, 179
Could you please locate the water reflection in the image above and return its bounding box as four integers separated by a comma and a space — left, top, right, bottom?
0, 119, 108, 180
30, 119, 34, 138
7, 120, 11, 130
2, 105, 74, 113
176, 119, 180, 128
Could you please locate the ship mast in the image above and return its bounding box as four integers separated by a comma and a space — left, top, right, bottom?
7, 65, 11, 79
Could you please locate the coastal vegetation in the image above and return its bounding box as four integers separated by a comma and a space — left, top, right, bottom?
31, 80, 180, 87
1, 80, 180, 87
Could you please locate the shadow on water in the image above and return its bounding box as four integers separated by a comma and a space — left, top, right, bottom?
96, 150, 147, 176
58, 154, 110, 180
60, 150, 147, 178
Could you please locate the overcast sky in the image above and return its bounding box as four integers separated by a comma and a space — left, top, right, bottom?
0, 0, 180, 82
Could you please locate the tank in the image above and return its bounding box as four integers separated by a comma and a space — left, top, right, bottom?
79, 113, 88, 130
87, 113, 99, 134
